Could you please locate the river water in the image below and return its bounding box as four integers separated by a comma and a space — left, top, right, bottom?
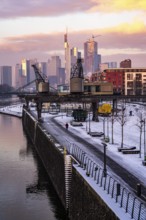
0, 111, 68, 220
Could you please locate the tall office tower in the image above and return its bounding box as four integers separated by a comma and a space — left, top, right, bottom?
48, 55, 61, 88
14, 64, 23, 88
84, 39, 101, 75
120, 59, 131, 68
58, 67, 65, 85
70, 47, 81, 68
21, 59, 35, 85
0, 66, 12, 87
64, 32, 70, 85
108, 62, 117, 68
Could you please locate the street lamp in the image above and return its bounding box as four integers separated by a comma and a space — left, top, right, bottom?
88, 111, 91, 134
102, 142, 107, 177
142, 119, 146, 166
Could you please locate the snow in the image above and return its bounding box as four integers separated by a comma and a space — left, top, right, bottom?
53, 103, 146, 187
74, 164, 131, 220
0, 102, 146, 220
1, 102, 146, 186
0, 104, 23, 117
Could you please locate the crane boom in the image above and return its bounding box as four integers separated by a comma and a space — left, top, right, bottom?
31, 63, 49, 93
31, 64, 45, 83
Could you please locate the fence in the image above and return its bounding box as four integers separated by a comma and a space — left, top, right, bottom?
65, 140, 146, 220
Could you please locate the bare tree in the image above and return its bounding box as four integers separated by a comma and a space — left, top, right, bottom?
135, 111, 145, 158
116, 106, 128, 148
101, 117, 106, 139
110, 111, 117, 144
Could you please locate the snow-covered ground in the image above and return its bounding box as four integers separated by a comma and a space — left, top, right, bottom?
50, 102, 146, 187
0, 101, 146, 186
0, 102, 146, 219
0, 102, 146, 186
0, 104, 23, 117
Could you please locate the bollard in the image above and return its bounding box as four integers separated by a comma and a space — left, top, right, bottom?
137, 183, 141, 197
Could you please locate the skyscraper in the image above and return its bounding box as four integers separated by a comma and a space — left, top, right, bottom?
70, 47, 81, 68
84, 39, 101, 75
48, 55, 61, 88
21, 59, 34, 84
64, 31, 70, 85
0, 66, 12, 87
15, 63, 23, 88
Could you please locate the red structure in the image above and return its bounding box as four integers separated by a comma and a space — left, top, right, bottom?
102, 69, 124, 94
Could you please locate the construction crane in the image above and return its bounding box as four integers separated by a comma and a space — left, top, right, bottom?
92, 34, 101, 40
87, 34, 101, 42
31, 63, 49, 93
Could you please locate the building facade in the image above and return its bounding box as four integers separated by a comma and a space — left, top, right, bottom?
124, 69, 146, 95
58, 67, 65, 85
103, 68, 146, 95
120, 59, 131, 68
103, 68, 123, 94
70, 47, 81, 68
21, 59, 35, 84
0, 66, 12, 87
48, 56, 61, 88
64, 32, 70, 85
84, 39, 101, 76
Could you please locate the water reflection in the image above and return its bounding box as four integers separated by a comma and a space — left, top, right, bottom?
20, 139, 69, 220
0, 113, 69, 220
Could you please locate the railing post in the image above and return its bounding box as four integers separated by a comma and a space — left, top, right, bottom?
126, 192, 130, 213
137, 183, 141, 197
131, 197, 136, 219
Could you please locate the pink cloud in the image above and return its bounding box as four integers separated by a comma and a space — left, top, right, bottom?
0, 29, 146, 67
0, 0, 95, 19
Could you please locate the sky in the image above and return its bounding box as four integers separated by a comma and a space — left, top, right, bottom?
0, 0, 146, 67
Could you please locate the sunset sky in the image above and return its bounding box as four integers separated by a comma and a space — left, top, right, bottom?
0, 0, 146, 67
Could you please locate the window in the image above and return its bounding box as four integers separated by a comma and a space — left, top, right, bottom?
136, 74, 142, 80
127, 82, 133, 88
96, 85, 100, 92
127, 74, 133, 80
135, 81, 142, 87
84, 86, 91, 92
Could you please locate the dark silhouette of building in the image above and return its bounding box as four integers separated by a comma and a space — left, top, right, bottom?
120, 59, 131, 68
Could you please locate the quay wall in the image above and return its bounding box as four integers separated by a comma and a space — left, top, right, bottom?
22, 108, 119, 220
22, 108, 66, 208
70, 167, 119, 220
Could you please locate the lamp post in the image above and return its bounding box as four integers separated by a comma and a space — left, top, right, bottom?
86, 119, 88, 133
89, 111, 91, 134
142, 119, 146, 165
144, 119, 146, 160
102, 142, 107, 177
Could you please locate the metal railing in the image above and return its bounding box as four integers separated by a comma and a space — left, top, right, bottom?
65, 140, 146, 220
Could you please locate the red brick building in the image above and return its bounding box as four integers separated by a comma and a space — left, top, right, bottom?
102, 69, 124, 94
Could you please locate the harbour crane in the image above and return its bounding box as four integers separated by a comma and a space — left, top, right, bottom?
31, 63, 49, 93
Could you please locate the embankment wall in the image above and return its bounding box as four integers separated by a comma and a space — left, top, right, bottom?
22, 107, 119, 220
22, 108, 66, 208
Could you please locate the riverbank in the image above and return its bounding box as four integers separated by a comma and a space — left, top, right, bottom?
0, 104, 23, 118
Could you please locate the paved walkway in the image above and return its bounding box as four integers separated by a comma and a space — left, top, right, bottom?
43, 116, 146, 203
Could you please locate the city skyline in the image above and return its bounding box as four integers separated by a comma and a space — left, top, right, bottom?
0, 0, 146, 67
